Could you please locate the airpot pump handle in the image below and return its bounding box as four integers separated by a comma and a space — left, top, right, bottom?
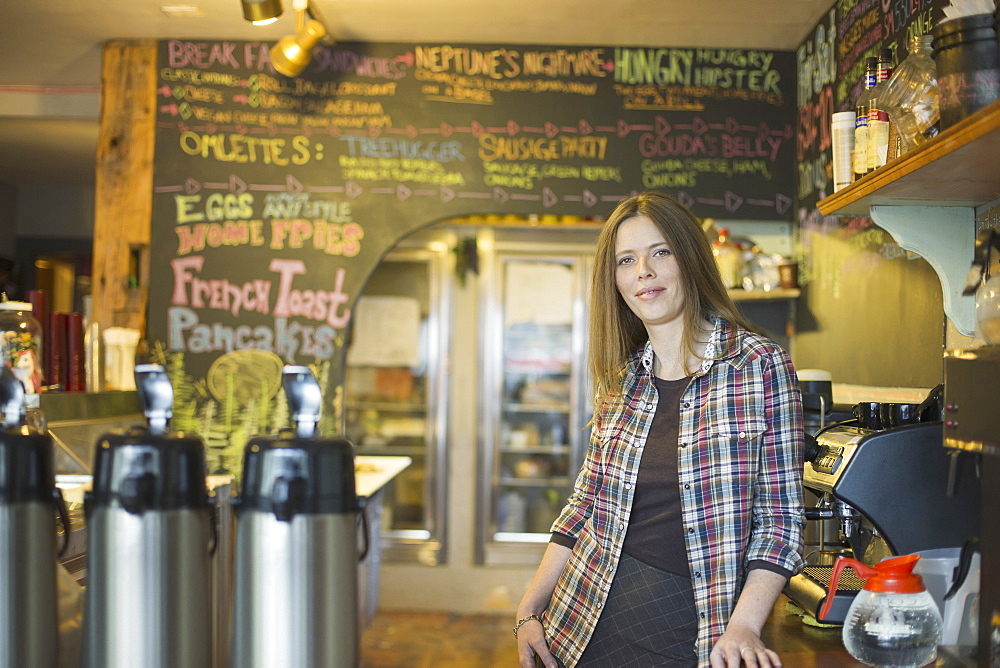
0, 365, 26, 429
135, 364, 173, 436
283, 365, 321, 439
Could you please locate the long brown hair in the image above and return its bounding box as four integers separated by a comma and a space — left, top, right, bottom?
587, 191, 756, 413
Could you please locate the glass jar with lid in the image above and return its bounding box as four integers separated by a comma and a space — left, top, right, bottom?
0, 299, 43, 393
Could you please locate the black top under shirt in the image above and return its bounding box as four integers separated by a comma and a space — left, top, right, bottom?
620, 374, 692, 576
551, 372, 794, 580
550, 375, 690, 574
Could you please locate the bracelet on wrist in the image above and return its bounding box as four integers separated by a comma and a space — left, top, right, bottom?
513, 614, 542, 638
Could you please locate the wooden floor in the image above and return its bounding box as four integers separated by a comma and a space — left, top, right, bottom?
360, 596, 866, 667
361, 611, 519, 667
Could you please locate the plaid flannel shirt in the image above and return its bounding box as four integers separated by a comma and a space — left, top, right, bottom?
543, 317, 806, 666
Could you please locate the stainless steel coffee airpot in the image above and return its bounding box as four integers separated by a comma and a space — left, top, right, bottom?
230, 365, 361, 668
0, 366, 69, 668
81, 364, 213, 668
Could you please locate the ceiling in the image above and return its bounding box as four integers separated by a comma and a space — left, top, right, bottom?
0, 0, 831, 188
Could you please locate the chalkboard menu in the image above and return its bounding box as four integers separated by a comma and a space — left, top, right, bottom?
146, 39, 795, 461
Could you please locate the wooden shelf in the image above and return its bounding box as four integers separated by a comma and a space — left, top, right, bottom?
500, 445, 571, 455
345, 401, 427, 413
729, 288, 800, 301
819, 99, 1000, 217
356, 445, 426, 457
814, 101, 1000, 337
499, 476, 570, 487
502, 403, 571, 414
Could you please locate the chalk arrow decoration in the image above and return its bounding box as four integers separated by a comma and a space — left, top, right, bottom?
543, 188, 558, 208
725, 191, 744, 213
230, 175, 248, 195
775, 193, 792, 215
346, 181, 364, 199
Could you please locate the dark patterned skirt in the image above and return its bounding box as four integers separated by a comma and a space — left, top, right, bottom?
575, 552, 699, 667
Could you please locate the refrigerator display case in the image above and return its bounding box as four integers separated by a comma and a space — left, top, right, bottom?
476, 229, 595, 566
344, 241, 452, 565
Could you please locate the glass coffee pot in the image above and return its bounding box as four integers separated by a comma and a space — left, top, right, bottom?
820, 554, 942, 667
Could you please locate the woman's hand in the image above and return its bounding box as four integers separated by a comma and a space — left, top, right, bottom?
709, 622, 781, 667
710, 569, 787, 666
516, 617, 556, 668
515, 543, 572, 668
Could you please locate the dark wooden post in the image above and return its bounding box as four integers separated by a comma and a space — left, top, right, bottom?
93, 40, 157, 336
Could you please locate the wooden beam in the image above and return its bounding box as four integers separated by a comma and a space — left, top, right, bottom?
93, 40, 157, 336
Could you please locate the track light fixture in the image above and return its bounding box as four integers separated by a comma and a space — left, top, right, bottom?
272, 19, 326, 77
271, 0, 327, 77
241, 0, 283, 25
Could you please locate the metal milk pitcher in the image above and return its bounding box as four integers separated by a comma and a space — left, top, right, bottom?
0, 366, 69, 668
81, 364, 213, 668
231, 365, 360, 668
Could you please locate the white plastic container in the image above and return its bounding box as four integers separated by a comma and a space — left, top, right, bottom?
913, 547, 980, 647
102, 327, 141, 391
832, 112, 856, 192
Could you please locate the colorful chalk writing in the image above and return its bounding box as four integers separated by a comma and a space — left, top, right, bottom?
147, 39, 795, 472
798, 0, 948, 212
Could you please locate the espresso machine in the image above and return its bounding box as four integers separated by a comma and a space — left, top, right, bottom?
786, 395, 981, 624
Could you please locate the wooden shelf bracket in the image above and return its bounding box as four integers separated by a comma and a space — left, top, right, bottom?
869, 204, 977, 336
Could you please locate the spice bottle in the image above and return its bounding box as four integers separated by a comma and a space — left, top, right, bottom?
853, 57, 878, 181
0, 298, 44, 394
867, 48, 895, 172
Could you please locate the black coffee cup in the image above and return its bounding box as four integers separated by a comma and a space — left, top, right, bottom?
852, 402, 883, 430
879, 402, 922, 428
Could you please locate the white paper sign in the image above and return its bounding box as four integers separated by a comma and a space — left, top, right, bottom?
504, 262, 574, 326
346, 296, 421, 367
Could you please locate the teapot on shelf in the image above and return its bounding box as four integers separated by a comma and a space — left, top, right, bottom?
819, 554, 943, 667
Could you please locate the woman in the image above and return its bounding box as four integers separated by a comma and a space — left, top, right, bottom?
514, 192, 805, 668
